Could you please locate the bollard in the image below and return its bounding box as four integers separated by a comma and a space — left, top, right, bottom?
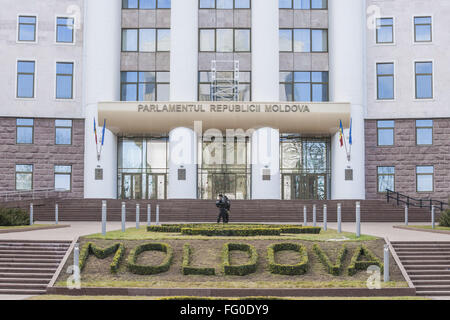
313, 204, 317, 227
55, 203, 59, 225
101, 200, 107, 236
337, 203, 342, 233
136, 204, 140, 229
147, 204, 151, 227
431, 205, 435, 229
121, 202, 126, 232
323, 204, 327, 231
384, 244, 390, 282
356, 201, 361, 238
156, 204, 160, 225
303, 206, 307, 226
74, 243, 80, 283
405, 205, 408, 226
29, 203, 33, 226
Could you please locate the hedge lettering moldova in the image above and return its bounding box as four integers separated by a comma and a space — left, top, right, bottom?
79, 242, 125, 274
127, 242, 173, 275
313, 244, 348, 276
181, 227, 281, 237
347, 244, 384, 276
0, 208, 30, 226
181, 244, 215, 276
267, 243, 309, 275
222, 243, 258, 276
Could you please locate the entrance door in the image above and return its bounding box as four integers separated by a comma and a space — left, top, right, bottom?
121, 174, 142, 200
282, 174, 326, 200
211, 174, 236, 200
147, 174, 166, 199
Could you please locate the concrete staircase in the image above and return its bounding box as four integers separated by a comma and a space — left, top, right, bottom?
391, 241, 450, 296
0, 240, 71, 295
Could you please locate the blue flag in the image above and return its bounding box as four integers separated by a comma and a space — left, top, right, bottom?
349, 118, 353, 146
101, 119, 106, 146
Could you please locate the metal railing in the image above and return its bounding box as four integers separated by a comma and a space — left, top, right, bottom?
0, 188, 67, 202
386, 189, 448, 211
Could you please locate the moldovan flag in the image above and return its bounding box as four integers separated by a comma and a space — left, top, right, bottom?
349, 118, 353, 146
339, 120, 344, 147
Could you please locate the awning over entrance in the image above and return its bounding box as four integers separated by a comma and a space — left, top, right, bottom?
98, 101, 351, 135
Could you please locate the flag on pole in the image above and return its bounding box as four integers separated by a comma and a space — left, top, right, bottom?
339, 120, 344, 147
349, 118, 353, 146
101, 119, 106, 146
94, 118, 98, 146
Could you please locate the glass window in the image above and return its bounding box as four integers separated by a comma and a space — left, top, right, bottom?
294, 29, 310, 52
55, 165, 72, 191
200, 0, 215, 8
56, 62, 74, 99
157, 29, 171, 51
281, 0, 327, 9
414, 17, 432, 42
235, 29, 250, 51
16, 119, 34, 144
216, 29, 233, 52
377, 63, 394, 100
279, 71, 328, 102
279, 0, 292, 8
56, 17, 74, 43
378, 167, 395, 192
200, 29, 215, 51
416, 120, 433, 145
199, 71, 251, 101
55, 120, 73, 145
416, 166, 434, 192
17, 61, 35, 98
279, 29, 293, 51
377, 120, 395, 146
280, 28, 327, 52
200, 29, 250, 52
15, 165, 33, 191
139, 29, 156, 52
118, 139, 144, 169
122, 29, 138, 51
157, 0, 171, 8
123, 0, 171, 8
123, 28, 169, 52
311, 29, 327, 52
415, 62, 433, 99
123, 0, 139, 8
235, 0, 250, 8
121, 71, 169, 101
18, 16, 36, 42
201, 0, 250, 8
217, 0, 233, 8
376, 18, 393, 43
311, 0, 327, 9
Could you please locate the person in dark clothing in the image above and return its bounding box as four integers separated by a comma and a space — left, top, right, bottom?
216, 194, 229, 224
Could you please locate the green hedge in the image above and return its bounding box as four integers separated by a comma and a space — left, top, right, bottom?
0, 207, 30, 226
127, 242, 173, 275
147, 225, 182, 233
267, 243, 309, 275
222, 243, 258, 276
313, 244, 347, 276
440, 209, 450, 227
78, 242, 125, 274
347, 245, 384, 276
182, 227, 281, 237
280, 226, 321, 234
181, 244, 215, 276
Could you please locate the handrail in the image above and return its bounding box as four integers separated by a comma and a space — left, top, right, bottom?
386, 189, 448, 211
0, 188, 67, 202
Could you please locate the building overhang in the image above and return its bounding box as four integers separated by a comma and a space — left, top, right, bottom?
98, 101, 351, 135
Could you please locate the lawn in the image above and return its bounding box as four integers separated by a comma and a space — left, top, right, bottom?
0, 224, 55, 230
399, 225, 450, 233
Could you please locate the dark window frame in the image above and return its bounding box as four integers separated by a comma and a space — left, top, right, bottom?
414, 16, 432, 42
55, 119, 73, 145
121, 28, 171, 52
279, 28, 328, 53
376, 17, 394, 44
199, 28, 252, 53
16, 60, 36, 99
15, 164, 33, 191
376, 62, 395, 100
54, 165, 72, 192
18, 15, 37, 42
416, 165, 434, 193
377, 166, 395, 193
120, 71, 170, 102
279, 71, 329, 102
278, 0, 328, 10
122, 0, 172, 9
199, 0, 251, 9
377, 120, 395, 147
415, 61, 433, 99
415, 119, 433, 146
198, 70, 252, 101
16, 118, 34, 145
56, 17, 74, 43
56, 62, 74, 100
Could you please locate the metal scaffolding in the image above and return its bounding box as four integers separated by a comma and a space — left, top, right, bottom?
210, 60, 240, 101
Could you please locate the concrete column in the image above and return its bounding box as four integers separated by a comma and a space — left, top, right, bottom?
329, 0, 366, 200
251, 127, 280, 199
83, 0, 121, 198
168, 127, 198, 199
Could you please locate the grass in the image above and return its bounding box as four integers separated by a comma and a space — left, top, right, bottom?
400, 225, 450, 233
85, 226, 377, 242
0, 224, 54, 230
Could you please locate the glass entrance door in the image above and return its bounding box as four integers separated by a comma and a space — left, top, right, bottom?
121, 174, 142, 200
282, 174, 326, 200
147, 174, 166, 199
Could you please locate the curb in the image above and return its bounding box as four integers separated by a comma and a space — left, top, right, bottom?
0, 224, 70, 234
393, 225, 450, 235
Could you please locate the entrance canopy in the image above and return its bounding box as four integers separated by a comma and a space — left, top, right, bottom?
98, 101, 351, 135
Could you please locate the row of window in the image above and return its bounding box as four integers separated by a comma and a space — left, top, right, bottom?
279, 0, 327, 9
16, 61, 74, 99
200, 29, 251, 52
16, 119, 73, 145
377, 166, 434, 193
18, 16, 74, 43
280, 71, 328, 102
123, 0, 171, 9
377, 120, 433, 146
122, 28, 171, 52
15, 165, 72, 192
376, 61, 433, 100
376, 16, 432, 44
279, 29, 328, 53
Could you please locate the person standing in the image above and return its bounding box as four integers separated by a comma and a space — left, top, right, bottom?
216, 194, 228, 224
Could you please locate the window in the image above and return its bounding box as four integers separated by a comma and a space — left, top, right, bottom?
377, 167, 395, 193
54, 165, 72, 191
414, 17, 432, 42
15, 165, 33, 191
121, 71, 170, 101
17, 61, 35, 98
415, 62, 433, 99
377, 120, 394, 146
56, 62, 74, 99
279, 29, 328, 52
279, 0, 327, 9
416, 120, 433, 145
18, 16, 37, 42
199, 29, 251, 52
416, 166, 434, 192
55, 120, 73, 145
123, 0, 171, 8
279, 71, 329, 102
377, 63, 394, 100
199, 71, 251, 101
200, 0, 250, 9
376, 18, 393, 43
16, 119, 34, 144
122, 28, 171, 52
56, 17, 74, 43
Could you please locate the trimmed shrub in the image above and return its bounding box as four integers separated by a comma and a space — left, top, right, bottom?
79, 242, 125, 274
267, 243, 309, 275
181, 227, 280, 237
0, 207, 30, 226
439, 209, 450, 227
127, 242, 173, 275
313, 244, 347, 276
347, 245, 384, 276
222, 243, 258, 276
281, 226, 321, 234
181, 244, 215, 276
147, 225, 182, 233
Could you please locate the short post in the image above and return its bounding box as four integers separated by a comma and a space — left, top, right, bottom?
156, 204, 160, 225
147, 204, 151, 227
121, 202, 126, 233
356, 201, 361, 238
55, 203, 59, 225
136, 203, 140, 229
431, 205, 435, 229
384, 244, 390, 282
303, 206, 307, 226
74, 243, 80, 283
101, 200, 107, 236
29, 203, 33, 226
337, 203, 342, 233
313, 204, 317, 227
404, 205, 408, 226
323, 204, 327, 231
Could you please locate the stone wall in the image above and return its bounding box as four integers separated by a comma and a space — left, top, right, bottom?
0, 117, 84, 198
365, 118, 450, 202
